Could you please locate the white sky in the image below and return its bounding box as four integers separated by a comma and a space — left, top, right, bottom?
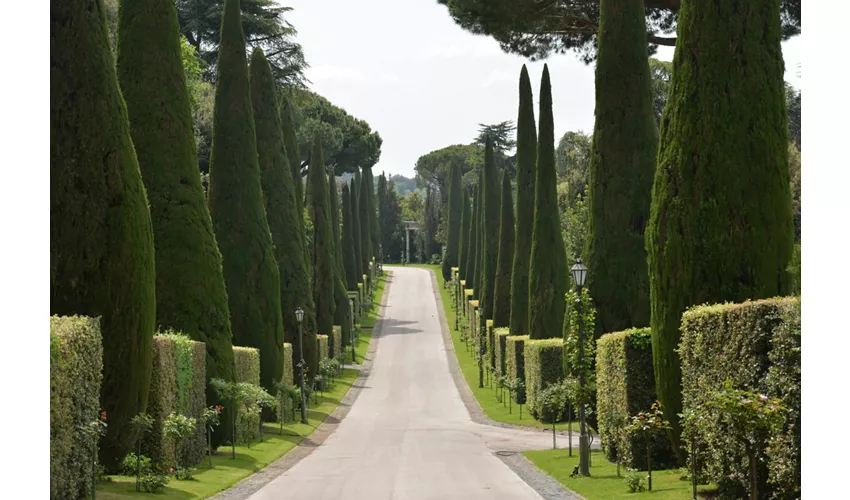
286, 0, 803, 178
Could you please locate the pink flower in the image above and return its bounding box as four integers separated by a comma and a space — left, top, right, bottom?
758, 394, 768, 403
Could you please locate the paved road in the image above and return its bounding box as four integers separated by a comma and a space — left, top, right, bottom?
248, 267, 560, 500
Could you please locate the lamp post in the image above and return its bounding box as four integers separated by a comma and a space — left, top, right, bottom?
295, 307, 308, 424
349, 297, 356, 363
570, 258, 590, 476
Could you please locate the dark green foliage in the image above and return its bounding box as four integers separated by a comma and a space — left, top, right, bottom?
359, 169, 374, 269
365, 167, 381, 257
250, 47, 318, 394
493, 328, 510, 376
506, 335, 528, 404
142, 336, 179, 469
585, 0, 656, 334
341, 184, 359, 289
524, 339, 565, 420
442, 163, 463, 281
118, 0, 237, 449
528, 65, 569, 340
646, 0, 793, 452
329, 173, 353, 347
464, 189, 479, 285
480, 137, 502, 324
596, 328, 675, 470
51, 0, 156, 467
208, 0, 285, 395
377, 173, 403, 263
678, 298, 800, 498
492, 169, 515, 327
50, 316, 103, 499
280, 96, 312, 286
351, 175, 364, 278
511, 65, 537, 337
183, 340, 207, 466
473, 170, 485, 294
307, 135, 337, 343
458, 189, 470, 279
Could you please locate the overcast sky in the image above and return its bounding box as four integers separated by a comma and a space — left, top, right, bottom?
286, 0, 803, 179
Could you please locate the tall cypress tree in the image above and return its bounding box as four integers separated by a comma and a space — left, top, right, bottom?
280, 96, 312, 293
249, 47, 316, 386
528, 64, 569, 340
341, 184, 359, 290
464, 189, 479, 286
117, 0, 235, 447
647, 0, 792, 452
442, 162, 463, 281
458, 188, 471, 279
359, 169, 373, 272
307, 135, 337, 342
480, 137, 501, 323
511, 65, 538, 336
329, 172, 353, 348
585, 0, 656, 335
350, 176, 364, 280
475, 169, 486, 297
492, 170, 515, 327
364, 167, 380, 259
51, 0, 156, 467
208, 0, 285, 393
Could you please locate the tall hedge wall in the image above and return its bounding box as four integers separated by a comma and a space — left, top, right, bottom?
233, 346, 261, 386
332, 325, 342, 360
50, 316, 103, 500
142, 337, 179, 469
506, 335, 529, 404
679, 298, 800, 498
524, 339, 565, 420
494, 328, 510, 376
183, 341, 207, 467
485, 320, 496, 372
596, 328, 675, 470
317, 335, 329, 361
283, 343, 294, 387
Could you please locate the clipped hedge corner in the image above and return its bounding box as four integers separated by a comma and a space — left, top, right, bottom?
494, 327, 510, 376
142, 336, 178, 469
332, 325, 342, 359
317, 334, 329, 361
524, 338, 564, 420
282, 342, 294, 386
233, 346, 261, 386
50, 315, 103, 500
506, 335, 528, 404
596, 328, 675, 470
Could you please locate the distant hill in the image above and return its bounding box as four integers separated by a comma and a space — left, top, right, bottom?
390, 174, 418, 197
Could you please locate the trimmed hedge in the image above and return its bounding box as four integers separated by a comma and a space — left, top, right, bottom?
485, 320, 496, 371
494, 328, 510, 376
233, 346, 261, 386
524, 339, 565, 420
596, 328, 675, 470
282, 343, 294, 386
50, 316, 103, 500
347, 291, 360, 324
679, 297, 801, 498
142, 336, 178, 469
317, 334, 329, 361
332, 325, 342, 360
182, 341, 207, 467
506, 335, 528, 404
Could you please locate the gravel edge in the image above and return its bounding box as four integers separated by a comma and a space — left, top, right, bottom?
208, 271, 392, 500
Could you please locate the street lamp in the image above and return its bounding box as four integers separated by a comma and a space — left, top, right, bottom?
349, 297, 356, 363
569, 258, 590, 476
295, 307, 308, 424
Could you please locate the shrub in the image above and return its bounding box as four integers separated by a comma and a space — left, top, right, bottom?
624, 469, 646, 493
282, 343, 294, 387
493, 328, 510, 377
50, 316, 103, 500
163, 412, 197, 478
506, 335, 529, 404
678, 297, 801, 498
317, 335, 329, 361
142, 336, 178, 469
121, 453, 153, 477
524, 339, 565, 419
233, 346, 260, 386
332, 325, 342, 360
140, 473, 168, 493
596, 328, 675, 470
485, 320, 496, 371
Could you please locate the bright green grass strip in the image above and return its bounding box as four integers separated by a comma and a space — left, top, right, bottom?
393, 264, 578, 432
353, 273, 386, 362
524, 449, 717, 499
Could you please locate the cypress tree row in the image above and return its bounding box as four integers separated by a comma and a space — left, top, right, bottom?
359, 169, 373, 272
464, 189, 479, 286
492, 169, 515, 327
528, 65, 569, 340
479, 137, 501, 323
249, 47, 316, 386
307, 136, 337, 343
329, 173, 353, 348
350, 177, 364, 279
471, 174, 484, 293
280, 97, 303, 207
51, 0, 156, 467
584, 0, 656, 335
341, 184, 359, 290
364, 167, 381, 260
117, 0, 235, 447
647, 0, 792, 452
511, 64, 537, 337
458, 188, 471, 280
442, 162, 463, 281
208, 0, 285, 393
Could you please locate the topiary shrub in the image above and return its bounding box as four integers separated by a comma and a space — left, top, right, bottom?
494, 328, 510, 377
524, 338, 565, 419
679, 297, 800, 498
142, 336, 178, 470
506, 336, 529, 406
182, 340, 206, 467
486, 320, 496, 371
282, 343, 294, 387
347, 292, 360, 324
596, 328, 675, 470
233, 346, 260, 386
332, 326, 342, 360
317, 335, 329, 361
50, 316, 103, 500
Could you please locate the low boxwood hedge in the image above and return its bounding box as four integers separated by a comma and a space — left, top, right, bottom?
282, 342, 294, 386
596, 328, 675, 470
233, 346, 260, 386
485, 320, 495, 371
506, 335, 528, 404
494, 328, 510, 376
50, 315, 103, 500
317, 334, 329, 361
524, 338, 565, 420
679, 297, 801, 498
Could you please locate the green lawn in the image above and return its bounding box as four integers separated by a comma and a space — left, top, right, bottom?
97, 275, 388, 500
524, 449, 717, 499
353, 273, 386, 363
393, 264, 578, 432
